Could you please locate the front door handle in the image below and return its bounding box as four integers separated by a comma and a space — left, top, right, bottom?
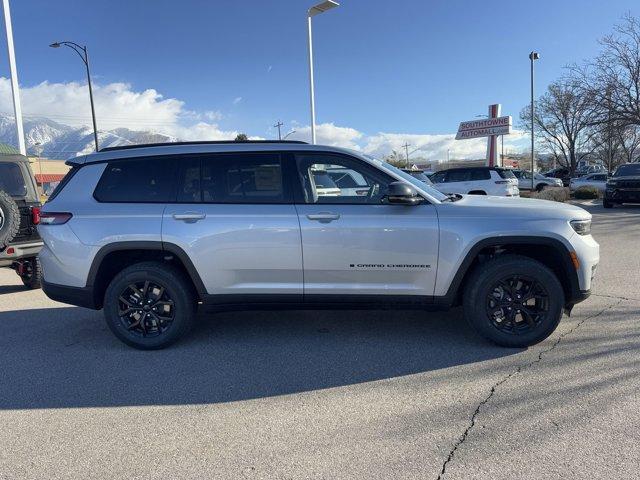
172, 212, 206, 222
306, 212, 340, 223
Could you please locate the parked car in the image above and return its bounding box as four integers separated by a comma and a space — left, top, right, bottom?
325, 166, 372, 197
39, 141, 597, 350
603, 163, 640, 208
512, 170, 563, 191
543, 167, 572, 187
0, 154, 43, 288
569, 173, 608, 193
401, 169, 434, 185
310, 169, 341, 197
429, 167, 519, 196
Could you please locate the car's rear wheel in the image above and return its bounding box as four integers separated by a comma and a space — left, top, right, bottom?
19, 256, 42, 289
103, 262, 196, 350
603, 198, 614, 208
463, 255, 564, 348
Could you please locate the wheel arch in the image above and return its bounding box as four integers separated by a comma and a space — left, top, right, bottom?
441, 236, 580, 308
86, 241, 207, 309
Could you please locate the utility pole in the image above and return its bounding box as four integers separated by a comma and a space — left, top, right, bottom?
2, 0, 26, 155
402, 142, 411, 168
274, 120, 284, 140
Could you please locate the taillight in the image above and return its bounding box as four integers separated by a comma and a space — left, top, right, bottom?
39, 212, 73, 225
31, 207, 41, 225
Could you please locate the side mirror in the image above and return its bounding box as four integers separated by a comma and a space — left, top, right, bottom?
386, 182, 424, 205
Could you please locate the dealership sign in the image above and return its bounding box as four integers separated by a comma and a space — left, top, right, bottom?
455, 116, 512, 140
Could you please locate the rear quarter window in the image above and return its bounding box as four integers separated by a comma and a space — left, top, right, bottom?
496, 169, 516, 179
94, 157, 178, 203
0, 162, 27, 197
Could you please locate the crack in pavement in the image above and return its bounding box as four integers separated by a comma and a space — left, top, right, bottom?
435, 298, 624, 480
592, 292, 638, 301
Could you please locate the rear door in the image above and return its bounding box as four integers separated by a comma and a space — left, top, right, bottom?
293, 152, 439, 300
162, 152, 303, 300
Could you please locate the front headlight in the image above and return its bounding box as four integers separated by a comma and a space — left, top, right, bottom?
570, 219, 591, 236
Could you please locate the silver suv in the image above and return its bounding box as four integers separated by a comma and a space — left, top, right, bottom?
39, 141, 599, 350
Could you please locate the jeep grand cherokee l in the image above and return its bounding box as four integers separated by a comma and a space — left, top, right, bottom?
38, 141, 599, 350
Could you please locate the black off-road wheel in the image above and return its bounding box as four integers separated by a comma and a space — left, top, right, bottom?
603, 198, 614, 209
0, 189, 20, 250
20, 256, 42, 289
103, 262, 197, 350
463, 255, 565, 348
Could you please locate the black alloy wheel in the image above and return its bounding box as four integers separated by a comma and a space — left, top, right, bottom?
117, 280, 175, 337
485, 275, 549, 335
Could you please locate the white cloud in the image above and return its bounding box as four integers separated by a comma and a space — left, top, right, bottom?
232, 96, 243, 105
288, 122, 364, 150
0, 77, 238, 140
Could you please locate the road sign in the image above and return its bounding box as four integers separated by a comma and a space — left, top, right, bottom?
455, 115, 512, 140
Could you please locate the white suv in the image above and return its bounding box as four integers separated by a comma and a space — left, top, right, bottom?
430, 167, 519, 196
39, 141, 598, 350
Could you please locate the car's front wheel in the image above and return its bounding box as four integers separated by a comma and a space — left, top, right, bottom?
103, 262, 196, 350
603, 198, 615, 208
463, 255, 564, 348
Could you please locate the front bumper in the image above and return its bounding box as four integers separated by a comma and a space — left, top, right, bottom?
0, 241, 43, 267
605, 188, 640, 203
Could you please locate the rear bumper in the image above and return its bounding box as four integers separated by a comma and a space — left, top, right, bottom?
42, 280, 99, 309
0, 241, 43, 267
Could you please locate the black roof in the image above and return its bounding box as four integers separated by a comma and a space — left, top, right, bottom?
99, 140, 307, 153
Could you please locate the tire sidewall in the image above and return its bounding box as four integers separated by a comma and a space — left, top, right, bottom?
0, 190, 20, 249
465, 257, 565, 348
104, 264, 194, 350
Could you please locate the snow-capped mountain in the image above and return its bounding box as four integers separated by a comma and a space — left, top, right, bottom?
0, 113, 179, 158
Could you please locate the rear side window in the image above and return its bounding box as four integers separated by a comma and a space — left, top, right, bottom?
470, 169, 491, 181
47, 166, 78, 202
496, 168, 516, 179
0, 162, 27, 197
94, 157, 178, 203
430, 171, 446, 184
448, 170, 470, 182
199, 153, 287, 204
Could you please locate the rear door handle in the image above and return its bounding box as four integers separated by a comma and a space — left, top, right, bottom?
172, 212, 206, 222
306, 212, 340, 223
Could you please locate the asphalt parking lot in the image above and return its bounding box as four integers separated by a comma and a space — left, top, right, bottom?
0, 202, 639, 480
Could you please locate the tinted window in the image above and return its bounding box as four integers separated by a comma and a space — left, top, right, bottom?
200, 153, 286, 203
593, 174, 607, 181
0, 162, 27, 197
430, 171, 446, 184
327, 169, 367, 188
496, 168, 516, 179
614, 164, 640, 177
94, 157, 178, 203
296, 153, 393, 204
470, 169, 491, 181
447, 170, 470, 182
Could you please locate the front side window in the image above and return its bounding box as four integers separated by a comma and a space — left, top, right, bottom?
0, 162, 27, 197
296, 154, 392, 204
94, 157, 178, 203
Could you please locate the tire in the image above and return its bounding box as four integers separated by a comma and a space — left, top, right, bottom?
603, 198, 614, 208
20, 257, 42, 290
463, 254, 565, 348
0, 189, 20, 250
103, 261, 197, 350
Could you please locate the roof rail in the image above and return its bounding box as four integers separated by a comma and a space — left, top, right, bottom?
98, 140, 308, 153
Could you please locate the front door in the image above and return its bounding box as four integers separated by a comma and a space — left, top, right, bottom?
162, 152, 303, 300
293, 152, 439, 300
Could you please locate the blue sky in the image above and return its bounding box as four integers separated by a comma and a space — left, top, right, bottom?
0, 0, 639, 158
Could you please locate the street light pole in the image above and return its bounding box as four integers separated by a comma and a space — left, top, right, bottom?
2, 0, 26, 155
307, 1, 339, 145
50, 41, 99, 151
529, 51, 540, 191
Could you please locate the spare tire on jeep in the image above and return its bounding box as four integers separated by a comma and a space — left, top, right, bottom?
0, 189, 20, 250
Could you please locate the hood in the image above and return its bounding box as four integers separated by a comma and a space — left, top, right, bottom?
438, 194, 591, 221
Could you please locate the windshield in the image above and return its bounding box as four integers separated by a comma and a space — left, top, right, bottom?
0, 162, 27, 197
613, 163, 640, 177
360, 154, 448, 201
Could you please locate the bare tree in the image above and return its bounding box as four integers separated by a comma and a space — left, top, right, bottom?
520, 80, 598, 174
574, 14, 640, 127
618, 125, 640, 162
